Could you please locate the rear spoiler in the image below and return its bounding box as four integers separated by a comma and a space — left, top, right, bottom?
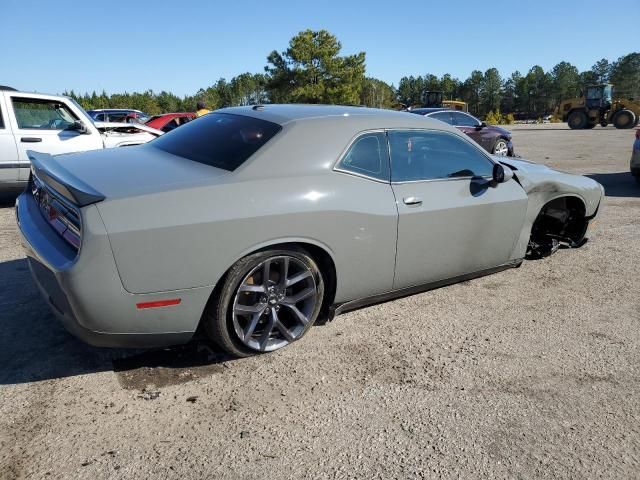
27, 151, 105, 207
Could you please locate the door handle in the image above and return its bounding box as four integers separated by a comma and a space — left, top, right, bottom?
403, 196, 422, 206
21, 137, 42, 143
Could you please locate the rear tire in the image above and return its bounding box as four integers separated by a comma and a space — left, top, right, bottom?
567, 110, 588, 129
203, 248, 324, 357
612, 109, 636, 129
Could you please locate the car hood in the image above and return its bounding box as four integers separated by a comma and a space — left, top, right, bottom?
94, 121, 163, 136
38, 144, 229, 202
495, 156, 604, 215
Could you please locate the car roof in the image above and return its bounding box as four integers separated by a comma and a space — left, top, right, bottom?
217, 104, 450, 130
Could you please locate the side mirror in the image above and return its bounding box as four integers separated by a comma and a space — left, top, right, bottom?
70, 120, 89, 134
492, 163, 514, 184
476, 122, 486, 130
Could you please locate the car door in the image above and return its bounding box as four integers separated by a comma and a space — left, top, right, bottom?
0, 93, 20, 184
451, 111, 492, 152
7, 95, 102, 181
334, 131, 397, 297
389, 129, 528, 290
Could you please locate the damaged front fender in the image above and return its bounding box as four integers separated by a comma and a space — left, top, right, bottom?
500, 157, 604, 259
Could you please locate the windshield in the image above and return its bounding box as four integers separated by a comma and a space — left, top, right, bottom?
151, 112, 282, 171
68, 98, 97, 125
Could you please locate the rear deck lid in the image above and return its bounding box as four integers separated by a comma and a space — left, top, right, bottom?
30, 144, 230, 202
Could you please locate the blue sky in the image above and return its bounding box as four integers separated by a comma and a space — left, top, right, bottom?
3, 0, 639, 97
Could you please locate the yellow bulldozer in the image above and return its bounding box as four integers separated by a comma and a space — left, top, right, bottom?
559, 84, 640, 129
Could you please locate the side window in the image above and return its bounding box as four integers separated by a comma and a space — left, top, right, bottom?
388, 130, 494, 182
337, 132, 389, 181
12, 98, 78, 130
108, 113, 127, 122
0, 105, 4, 129
429, 111, 452, 124
451, 112, 480, 127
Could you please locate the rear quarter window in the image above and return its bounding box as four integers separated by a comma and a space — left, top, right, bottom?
151, 113, 282, 171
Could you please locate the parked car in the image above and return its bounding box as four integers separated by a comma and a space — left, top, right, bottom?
145, 112, 196, 133
0, 87, 162, 192
632, 128, 640, 183
87, 109, 150, 124
17, 105, 603, 356
93, 121, 163, 145
410, 108, 515, 156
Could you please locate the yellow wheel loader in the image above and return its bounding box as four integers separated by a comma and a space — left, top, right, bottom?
559, 84, 640, 129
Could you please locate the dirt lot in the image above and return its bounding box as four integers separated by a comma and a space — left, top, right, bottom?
0, 124, 638, 479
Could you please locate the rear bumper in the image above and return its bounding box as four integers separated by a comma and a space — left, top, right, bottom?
25, 256, 193, 347
16, 191, 210, 348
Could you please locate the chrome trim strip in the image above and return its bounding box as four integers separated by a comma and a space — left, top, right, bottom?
0, 162, 30, 169
333, 167, 390, 184
391, 175, 493, 185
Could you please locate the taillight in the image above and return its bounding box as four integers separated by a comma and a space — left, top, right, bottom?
32, 175, 82, 251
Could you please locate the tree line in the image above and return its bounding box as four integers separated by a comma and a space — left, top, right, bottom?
65, 30, 640, 120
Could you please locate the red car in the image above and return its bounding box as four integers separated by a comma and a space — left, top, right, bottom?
145, 113, 196, 133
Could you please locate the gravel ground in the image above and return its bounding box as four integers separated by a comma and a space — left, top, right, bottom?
0, 124, 638, 479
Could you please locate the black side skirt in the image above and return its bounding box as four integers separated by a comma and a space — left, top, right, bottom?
327, 259, 523, 321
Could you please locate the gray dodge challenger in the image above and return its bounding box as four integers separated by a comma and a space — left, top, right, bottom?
16, 105, 604, 356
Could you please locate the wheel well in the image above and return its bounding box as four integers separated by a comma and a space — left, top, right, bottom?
530, 196, 587, 246
200, 242, 338, 331
565, 107, 587, 122
295, 243, 337, 324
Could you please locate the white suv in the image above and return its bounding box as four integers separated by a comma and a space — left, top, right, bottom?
0, 86, 162, 192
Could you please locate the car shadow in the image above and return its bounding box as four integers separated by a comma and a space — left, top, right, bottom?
0, 257, 236, 387
586, 172, 640, 198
